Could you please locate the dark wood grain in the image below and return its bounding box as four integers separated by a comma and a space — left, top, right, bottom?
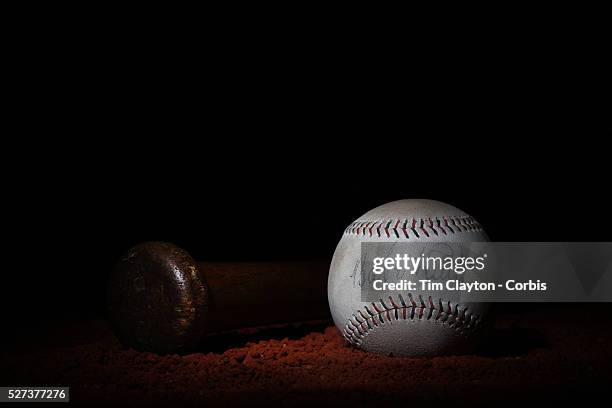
108, 242, 330, 353
201, 262, 330, 334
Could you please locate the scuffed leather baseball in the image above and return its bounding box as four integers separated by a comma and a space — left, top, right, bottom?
328, 199, 491, 357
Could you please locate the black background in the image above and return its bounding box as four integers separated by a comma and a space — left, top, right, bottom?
1, 29, 610, 336
5, 117, 610, 329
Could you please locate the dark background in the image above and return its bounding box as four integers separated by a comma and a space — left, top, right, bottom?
1, 23, 610, 339
0, 11, 610, 408
5, 124, 610, 330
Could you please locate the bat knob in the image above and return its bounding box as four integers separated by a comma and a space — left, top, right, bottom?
108, 241, 208, 353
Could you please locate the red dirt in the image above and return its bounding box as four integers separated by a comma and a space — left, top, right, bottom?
2, 305, 611, 406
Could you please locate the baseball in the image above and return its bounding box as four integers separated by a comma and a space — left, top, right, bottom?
328, 199, 491, 356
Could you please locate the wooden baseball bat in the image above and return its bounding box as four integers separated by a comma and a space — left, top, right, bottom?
108, 242, 330, 353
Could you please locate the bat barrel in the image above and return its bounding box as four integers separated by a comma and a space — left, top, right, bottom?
108, 242, 330, 353
199, 261, 330, 334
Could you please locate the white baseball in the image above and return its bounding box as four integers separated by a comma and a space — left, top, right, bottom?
328, 199, 491, 356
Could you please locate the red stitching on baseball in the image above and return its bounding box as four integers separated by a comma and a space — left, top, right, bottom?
343, 216, 483, 238
343, 295, 480, 346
